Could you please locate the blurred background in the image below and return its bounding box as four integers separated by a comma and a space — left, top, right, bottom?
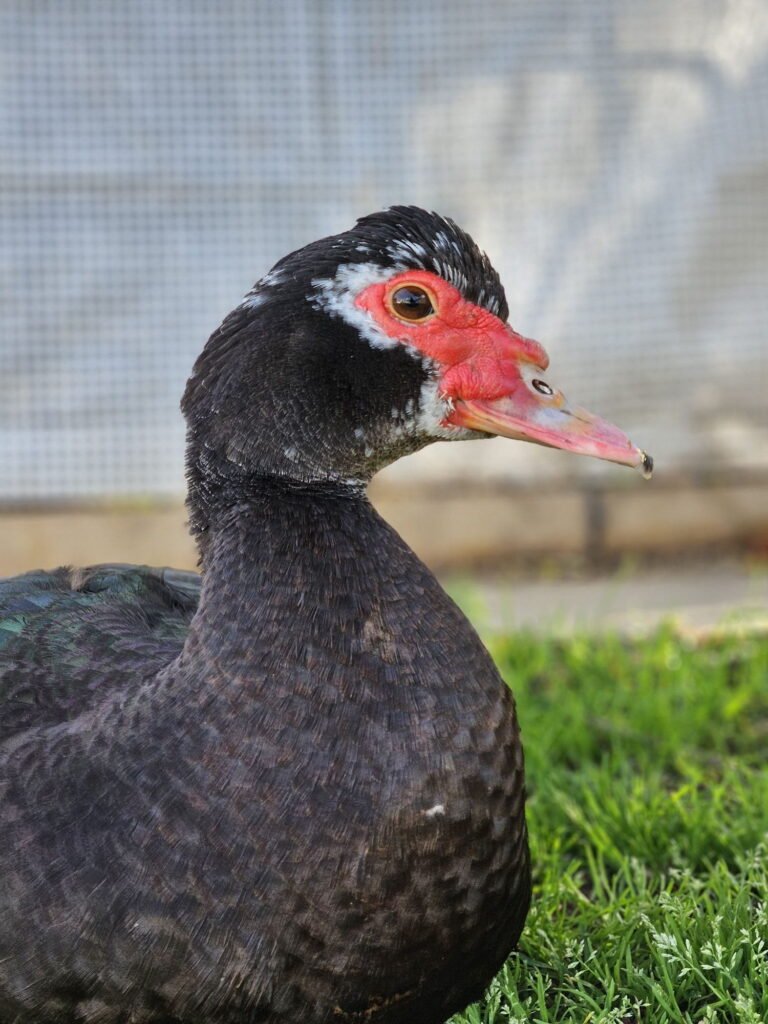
1, 0, 767, 631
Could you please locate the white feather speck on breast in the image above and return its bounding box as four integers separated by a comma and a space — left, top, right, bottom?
424, 804, 446, 818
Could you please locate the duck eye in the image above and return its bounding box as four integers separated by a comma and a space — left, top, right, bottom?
390, 285, 435, 322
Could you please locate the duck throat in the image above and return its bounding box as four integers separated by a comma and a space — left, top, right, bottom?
181, 478, 418, 690
182, 428, 372, 564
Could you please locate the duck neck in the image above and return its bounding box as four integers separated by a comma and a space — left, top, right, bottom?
180, 476, 411, 679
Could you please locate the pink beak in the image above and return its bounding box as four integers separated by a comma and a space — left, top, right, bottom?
443, 335, 653, 478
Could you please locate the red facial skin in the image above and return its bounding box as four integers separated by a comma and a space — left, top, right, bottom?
354, 269, 652, 476
355, 270, 547, 405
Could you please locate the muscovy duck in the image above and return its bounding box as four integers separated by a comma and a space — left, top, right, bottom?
0, 207, 651, 1024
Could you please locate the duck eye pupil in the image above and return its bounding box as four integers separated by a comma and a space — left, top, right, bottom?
391, 286, 434, 321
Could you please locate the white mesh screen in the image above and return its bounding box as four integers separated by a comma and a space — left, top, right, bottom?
1, 0, 767, 498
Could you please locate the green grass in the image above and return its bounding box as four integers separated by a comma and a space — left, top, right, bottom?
450, 625, 768, 1024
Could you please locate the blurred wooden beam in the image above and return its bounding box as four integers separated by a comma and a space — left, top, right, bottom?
1, 479, 766, 577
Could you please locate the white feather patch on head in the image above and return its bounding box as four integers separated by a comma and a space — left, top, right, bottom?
384, 236, 469, 294
477, 288, 501, 316
386, 238, 428, 265
381, 374, 473, 443
437, 258, 469, 294
416, 374, 473, 440
242, 291, 268, 310
310, 261, 406, 351
433, 230, 462, 259
424, 232, 469, 293
242, 267, 286, 309
259, 268, 285, 288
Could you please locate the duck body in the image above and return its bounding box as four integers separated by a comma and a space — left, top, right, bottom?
0, 481, 528, 1024
1, 207, 647, 1022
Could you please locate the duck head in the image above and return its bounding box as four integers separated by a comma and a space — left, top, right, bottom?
182, 206, 651, 541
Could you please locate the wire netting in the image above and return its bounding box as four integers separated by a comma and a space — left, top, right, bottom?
1, 0, 767, 498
